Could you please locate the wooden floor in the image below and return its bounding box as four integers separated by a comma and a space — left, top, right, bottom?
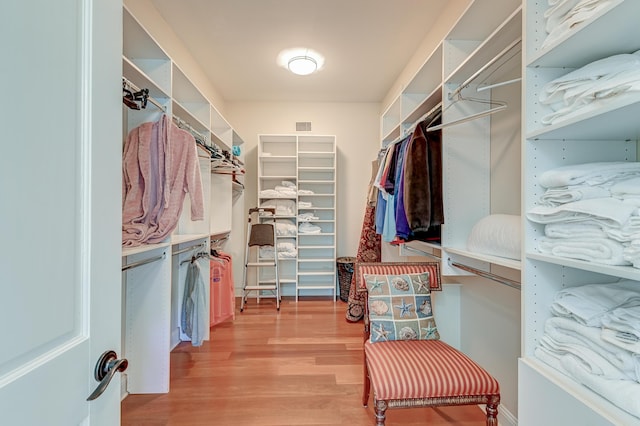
121, 298, 486, 425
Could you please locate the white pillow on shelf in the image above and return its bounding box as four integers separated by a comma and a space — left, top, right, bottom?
467, 214, 521, 260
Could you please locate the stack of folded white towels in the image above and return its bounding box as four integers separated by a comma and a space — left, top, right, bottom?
541, 0, 614, 50
259, 240, 297, 259
526, 161, 640, 267
259, 180, 297, 198
535, 280, 640, 418
539, 49, 640, 125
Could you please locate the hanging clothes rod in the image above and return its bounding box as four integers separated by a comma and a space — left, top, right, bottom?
386, 102, 444, 146
401, 244, 441, 262
449, 259, 521, 290
172, 115, 208, 143
448, 38, 522, 101
180, 251, 208, 265
426, 103, 507, 132
122, 77, 166, 112
122, 252, 166, 271
211, 234, 230, 248
476, 77, 522, 92
172, 242, 207, 257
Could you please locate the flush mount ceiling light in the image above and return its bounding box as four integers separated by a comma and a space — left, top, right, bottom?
278, 48, 324, 76
288, 56, 318, 75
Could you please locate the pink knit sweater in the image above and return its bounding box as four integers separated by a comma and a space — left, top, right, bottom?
122, 114, 204, 246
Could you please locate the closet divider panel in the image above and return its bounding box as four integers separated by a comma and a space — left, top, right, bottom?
210, 172, 233, 235
122, 245, 172, 394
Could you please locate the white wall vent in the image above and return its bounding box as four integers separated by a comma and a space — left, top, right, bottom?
296, 121, 312, 131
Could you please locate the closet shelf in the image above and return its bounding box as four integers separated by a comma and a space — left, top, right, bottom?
259, 155, 297, 161
521, 357, 640, 426
445, 246, 521, 271
527, 0, 640, 68
122, 241, 170, 258
260, 175, 297, 180
445, 6, 522, 89
170, 233, 209, 246
122, 57, 170, 100
527, 95, 640, 141
527, 252, 640, 282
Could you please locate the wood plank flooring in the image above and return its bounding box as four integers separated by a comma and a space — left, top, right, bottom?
121, 298, 486, 425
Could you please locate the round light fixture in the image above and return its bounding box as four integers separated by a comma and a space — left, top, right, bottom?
287, 56, 318, 76
278, 48, 324, 76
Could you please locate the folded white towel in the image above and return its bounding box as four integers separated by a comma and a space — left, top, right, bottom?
544, 221, 607, 239
539, 334, 630, 380
538, 236, 630, 265
551, 280, 640, 326
623, 240, 640, 268
539, 184, 611, 205
538, 162, 640, 188
542, 0, 613, 50
299, 222, 322, 234
544, 316, 640, 382
536, 343, 640, 418
601, 328, 640, 355
602, 305, 640, 341
527, 197, 637, 227
611, 177, 640, 197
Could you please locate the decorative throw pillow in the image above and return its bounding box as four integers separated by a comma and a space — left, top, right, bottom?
364, 272, 439, 343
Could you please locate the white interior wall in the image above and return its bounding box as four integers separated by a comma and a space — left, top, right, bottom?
380, 0, 471, 112
226, 101, 381, 262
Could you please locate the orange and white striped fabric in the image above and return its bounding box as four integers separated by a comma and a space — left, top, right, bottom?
364, 339, 500, 400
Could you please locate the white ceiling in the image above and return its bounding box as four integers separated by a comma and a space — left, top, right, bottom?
150, 0, 451, 103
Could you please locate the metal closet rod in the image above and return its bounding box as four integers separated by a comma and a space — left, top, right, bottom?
211, 234, 230, 248
172, 241, 207, 257
447, 38, 522, 101
425, 103, 507, 132
122, 77, 166, 112
402, 244, 441, 262
448, 259, 521, 290
122, 252, 166, 271
387, 102, 444, 146
172, 115, 207, 143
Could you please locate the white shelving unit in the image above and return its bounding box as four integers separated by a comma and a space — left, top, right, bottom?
121, 5, 243, 395
520, 1, 640, 425
258, 134, 337, 300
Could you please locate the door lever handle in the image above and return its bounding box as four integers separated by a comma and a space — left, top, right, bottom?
87, 350, 128, 401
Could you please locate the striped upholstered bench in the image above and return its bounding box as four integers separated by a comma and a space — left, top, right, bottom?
356, 262, 500, 426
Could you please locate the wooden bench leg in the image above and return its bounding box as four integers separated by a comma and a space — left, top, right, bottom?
374, 400, 387, 426
362, 360, 371, 406
486, 395, 499, 426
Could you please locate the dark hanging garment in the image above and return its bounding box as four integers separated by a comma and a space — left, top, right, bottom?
394, 137, 411, 240
403, 118, 444, 239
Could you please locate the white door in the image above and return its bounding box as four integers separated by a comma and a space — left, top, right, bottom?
0, 0, 122, 425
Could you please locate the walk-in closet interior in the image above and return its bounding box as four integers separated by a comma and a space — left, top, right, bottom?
5, 0, 640, 425
119, 0, 640, 423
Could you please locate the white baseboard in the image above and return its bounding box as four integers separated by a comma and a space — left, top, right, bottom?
497, 403, 518, 426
